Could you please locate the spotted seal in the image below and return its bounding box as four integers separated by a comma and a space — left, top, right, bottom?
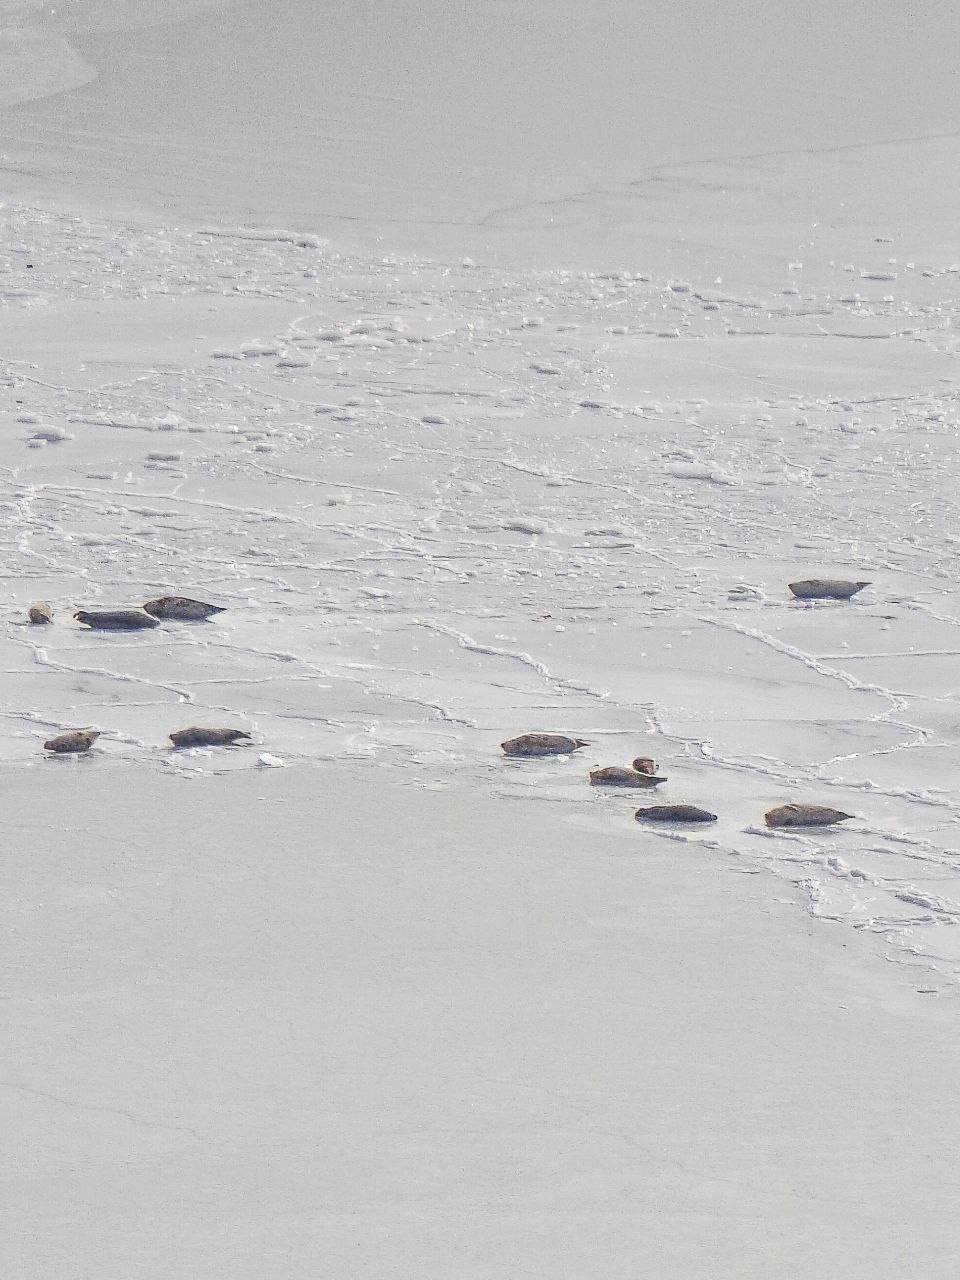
142, 596, 226, 621
788, 579, 870, 601
75, 609, 159, 630
44, 729, 100, 754
635, 804, 717, 824
170, 727, 252, 749
590, 766, 667, 788
501, 733, 589, 757
765, 803, 853, 828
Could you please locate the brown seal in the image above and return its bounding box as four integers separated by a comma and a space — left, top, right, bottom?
788, 579, 870, 601
765, 803, 853, 828
631, 756, 657, 775
142, 596, 226, 621
74, 609, 159, 630
590, 766, 667, 788
170, 727, 252, 749
44, 729, 100, 754
28, 602, 53, 624
635, 804, 717, 824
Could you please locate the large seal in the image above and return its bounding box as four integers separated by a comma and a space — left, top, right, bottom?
590, 766, 667, 788
501, 733, 589, 757
765, 803, 853, 828
635, 804, 717, 824
74, 609, 159, 630
142, 596, 226, 621
788, 579, 870, 601
44, 729, 100, 753
170, 727, 251, 749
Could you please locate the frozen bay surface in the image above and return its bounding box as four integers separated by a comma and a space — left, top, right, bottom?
5, 2, 960, 1272
4, 206, 960, 989
3, 0, 960, 273
5, 762, 960, 1278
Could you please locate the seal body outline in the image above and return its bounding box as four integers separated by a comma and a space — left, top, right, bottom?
501, 734, 590, 757
75, 609, 159, 630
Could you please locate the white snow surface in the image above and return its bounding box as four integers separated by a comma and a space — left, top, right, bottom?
4, 2, 960, 1275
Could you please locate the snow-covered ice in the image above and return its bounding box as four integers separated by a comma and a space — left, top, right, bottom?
4, 1, 960, 1276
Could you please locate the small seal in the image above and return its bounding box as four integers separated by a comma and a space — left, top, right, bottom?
631, 757, 657, 775
28, 602, 53, 624
142, 596, 226, 621
169, 727, 252, 749
74, 609, 159, 630
788, 579, 870, 601
590, 766, 667, 788
501, 733, 589, 757
44, 729, 100, 754
765, 803, 853, 828
635, 804, 717, 824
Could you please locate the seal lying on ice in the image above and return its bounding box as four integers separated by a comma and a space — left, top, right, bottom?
501, 733, 589, 757
142, 596, 226, 621
169, 727, 251, 749
44, 729, 100, 754
788, 579, 870, 600
74, 609, 159, 630
765, 803, 853, 828
631, 757, 657, 775
635, 804, 717, 824
28, 602, 53, 624
590, 766, 667, 788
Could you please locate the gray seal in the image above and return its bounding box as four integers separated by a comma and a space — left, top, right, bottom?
501, 733, 589, 757
765, 803, 853, 828
590, 767, 667, 788
142, 596, 226, 621
788, 579, 870, 601
170, 727, 252, 749
75, 609, 159, 630
635, 804, 717, 824
44, 729, 100, 754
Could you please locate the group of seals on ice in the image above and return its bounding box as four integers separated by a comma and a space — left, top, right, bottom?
29, 596, 226, 629
32, 596, 249, 756
30, 581, 872, 630
44, 726, 251, 754
500, 734, 854, 830
499, 578, 871, 827
34, 576, 873, 764
43, 726, 251, 754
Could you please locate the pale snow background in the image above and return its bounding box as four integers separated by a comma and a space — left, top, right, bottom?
3, 2, 960, 1276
